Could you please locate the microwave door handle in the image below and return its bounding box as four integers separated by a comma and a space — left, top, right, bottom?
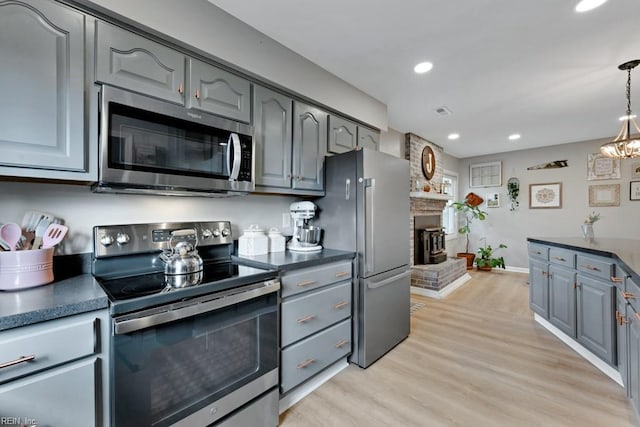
227, 133, 241, 181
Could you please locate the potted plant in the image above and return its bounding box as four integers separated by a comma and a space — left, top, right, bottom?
475, 239, 507, 271
451, 194, 488, 270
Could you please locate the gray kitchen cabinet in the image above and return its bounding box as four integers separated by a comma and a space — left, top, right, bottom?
618, 287, 629, 391
253, 85, 293, 189
292, 101, 326, 191
628, 304, 640, 419
96, 20, 186, 104
187, 58, 251, 122
0, 0, 93, 180
529, 258, 549, 318
357, 126, 380, 151
0, 309, 110, 426
576, 274, 616, 365
548, 265, 577, 338
327, 115, 358, 154
279, 259, 353, 394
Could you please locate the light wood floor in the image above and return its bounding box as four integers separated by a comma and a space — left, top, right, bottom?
279, 271, 637, 427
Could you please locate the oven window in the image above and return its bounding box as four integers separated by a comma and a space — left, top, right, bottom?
112, 292, 278, 427
108, 103, 231, 179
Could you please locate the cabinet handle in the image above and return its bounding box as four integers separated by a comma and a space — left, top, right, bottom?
581, 264, 601, 272
287, 173, 292, 179
194, 89, 201, 99
296, 314, 316, 323
334, 339, 349, 348
541, 271, 547, 276
296, 358, 315, 369
553, 257, 566, 262
548, 273, 553, 279
623, 292, 637, 300
334, 301, 349, 309
573, 282, 577, 289
296, 280, 317, 288
335, 271, 350, 278
0, 354, 35, 369
178, 83, 184, 95
611, 276, 623, 283
534, 251, 541, 255
636, 313, 640, 321
617, 311, 630, 326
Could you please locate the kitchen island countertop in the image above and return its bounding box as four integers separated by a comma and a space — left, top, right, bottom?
0, 274, 108, 331
233, 248, 355, 272
527, 237, 640, 281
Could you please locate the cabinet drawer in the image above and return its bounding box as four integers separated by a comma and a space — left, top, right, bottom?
0, 314, 99, 384
281, 261, 352, 298
577, 254, 615, 282
528, 243, 549, 261
280, 319, 351, 393
282, 281, 351, 347
626, 277, 640, 313
549, 248, 576, 269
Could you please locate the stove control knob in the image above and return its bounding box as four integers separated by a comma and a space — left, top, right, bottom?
202, 229, 212, 239
116, 233, 130, 245
221, 228, 231, 237
212, 229, 221, 238
100, 234, 114, 247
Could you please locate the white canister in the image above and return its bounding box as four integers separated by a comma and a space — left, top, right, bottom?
267, 227, 286, 253
238, 224, 269, 256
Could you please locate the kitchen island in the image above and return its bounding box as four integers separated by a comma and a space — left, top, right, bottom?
527, 236, 640, 422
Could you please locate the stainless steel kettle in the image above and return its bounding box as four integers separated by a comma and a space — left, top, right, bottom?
160, 229, 203, 279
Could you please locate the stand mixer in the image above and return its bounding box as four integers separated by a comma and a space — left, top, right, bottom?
288, 201, 323, 252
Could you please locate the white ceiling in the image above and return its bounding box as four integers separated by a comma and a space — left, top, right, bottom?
208, 0, 640, 159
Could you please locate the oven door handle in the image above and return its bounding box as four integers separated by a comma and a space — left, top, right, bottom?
114, 280, 280, 335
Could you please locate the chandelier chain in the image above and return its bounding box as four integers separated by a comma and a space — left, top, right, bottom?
627, 68, 632, 116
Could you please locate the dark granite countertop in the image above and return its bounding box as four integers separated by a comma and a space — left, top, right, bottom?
0, 274, 108, 332
527, 237, 640, 282
233, 248, 355, 272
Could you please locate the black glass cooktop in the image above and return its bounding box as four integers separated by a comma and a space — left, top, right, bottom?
96, 261, 276, 315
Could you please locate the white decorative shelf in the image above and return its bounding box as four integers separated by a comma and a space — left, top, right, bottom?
409, 192, 454, 201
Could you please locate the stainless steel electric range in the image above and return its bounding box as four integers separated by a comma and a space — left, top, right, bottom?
92, 221, 280, 427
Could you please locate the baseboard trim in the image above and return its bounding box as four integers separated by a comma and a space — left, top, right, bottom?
411, 273, 472, 299
534, 313, 623, 387
505, 266, 529, 274
279, 358, 349, 414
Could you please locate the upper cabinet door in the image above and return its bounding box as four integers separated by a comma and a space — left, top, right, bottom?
327, 115, 357, 154
0, 0, 86, 173
293, 102, 326, 191
357, 126, 380, 151
253, 85, 292, 188
187, 59, 251, 122
95, 21, 185, 105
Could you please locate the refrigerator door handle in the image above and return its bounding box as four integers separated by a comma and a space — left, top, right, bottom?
345, 178, 351, 200
367, 270, 410, 289
363, 177, 375, 275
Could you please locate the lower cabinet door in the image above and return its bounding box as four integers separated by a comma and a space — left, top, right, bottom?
576, 274, 615, 365
548, 266, 577, 338
618, 290, 629, 391
0, 358, 98, 426
628, 309, 640, 418
280, 319, 350, 393
529, 259, 549, 318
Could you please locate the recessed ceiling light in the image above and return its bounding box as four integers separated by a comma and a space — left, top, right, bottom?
575, 0, 608, 12
620, 114, 638, 121
414, 61, 433, 74
508, 134, 521, 141
448, 133, 460, 140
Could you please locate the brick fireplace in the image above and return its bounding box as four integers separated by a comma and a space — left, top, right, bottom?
405, 133, 470, 298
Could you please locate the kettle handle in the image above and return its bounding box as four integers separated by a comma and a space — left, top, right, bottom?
169, 228, 198, 250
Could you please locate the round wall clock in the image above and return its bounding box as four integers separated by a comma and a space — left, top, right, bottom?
421, 146, 436, 180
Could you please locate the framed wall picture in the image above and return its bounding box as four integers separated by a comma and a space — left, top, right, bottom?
529, 182, 562, 209
470, 161, 501, 188
631, 181, 640, 201
632, 162, 640, 179
587, 153, 621, 180
588, 184, 620, 207
486, 192, 500, 208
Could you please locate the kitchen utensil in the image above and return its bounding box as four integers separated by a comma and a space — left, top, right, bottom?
296, 225, 322, 247
31, 217, 52, 250
21, 210, 55, 232
0, 223, 22, 251
160, 229, 203, 276
42, 224, 68, 249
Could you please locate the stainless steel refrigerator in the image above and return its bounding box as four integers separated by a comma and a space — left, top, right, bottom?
316, 148, 410, 368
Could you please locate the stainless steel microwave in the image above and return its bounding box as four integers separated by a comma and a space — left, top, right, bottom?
93, 85, 254, 196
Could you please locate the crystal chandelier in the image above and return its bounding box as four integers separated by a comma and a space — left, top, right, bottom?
600, 59, 640, 158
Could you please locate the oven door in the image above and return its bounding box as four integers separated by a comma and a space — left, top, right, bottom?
98, 85, 254, 194
111, 281, 279, 427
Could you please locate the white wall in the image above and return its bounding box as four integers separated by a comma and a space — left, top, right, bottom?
0, 182, 296, 254
79, 0, 387, 130
455, 137, 640, 268
380, 128, 405, 158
